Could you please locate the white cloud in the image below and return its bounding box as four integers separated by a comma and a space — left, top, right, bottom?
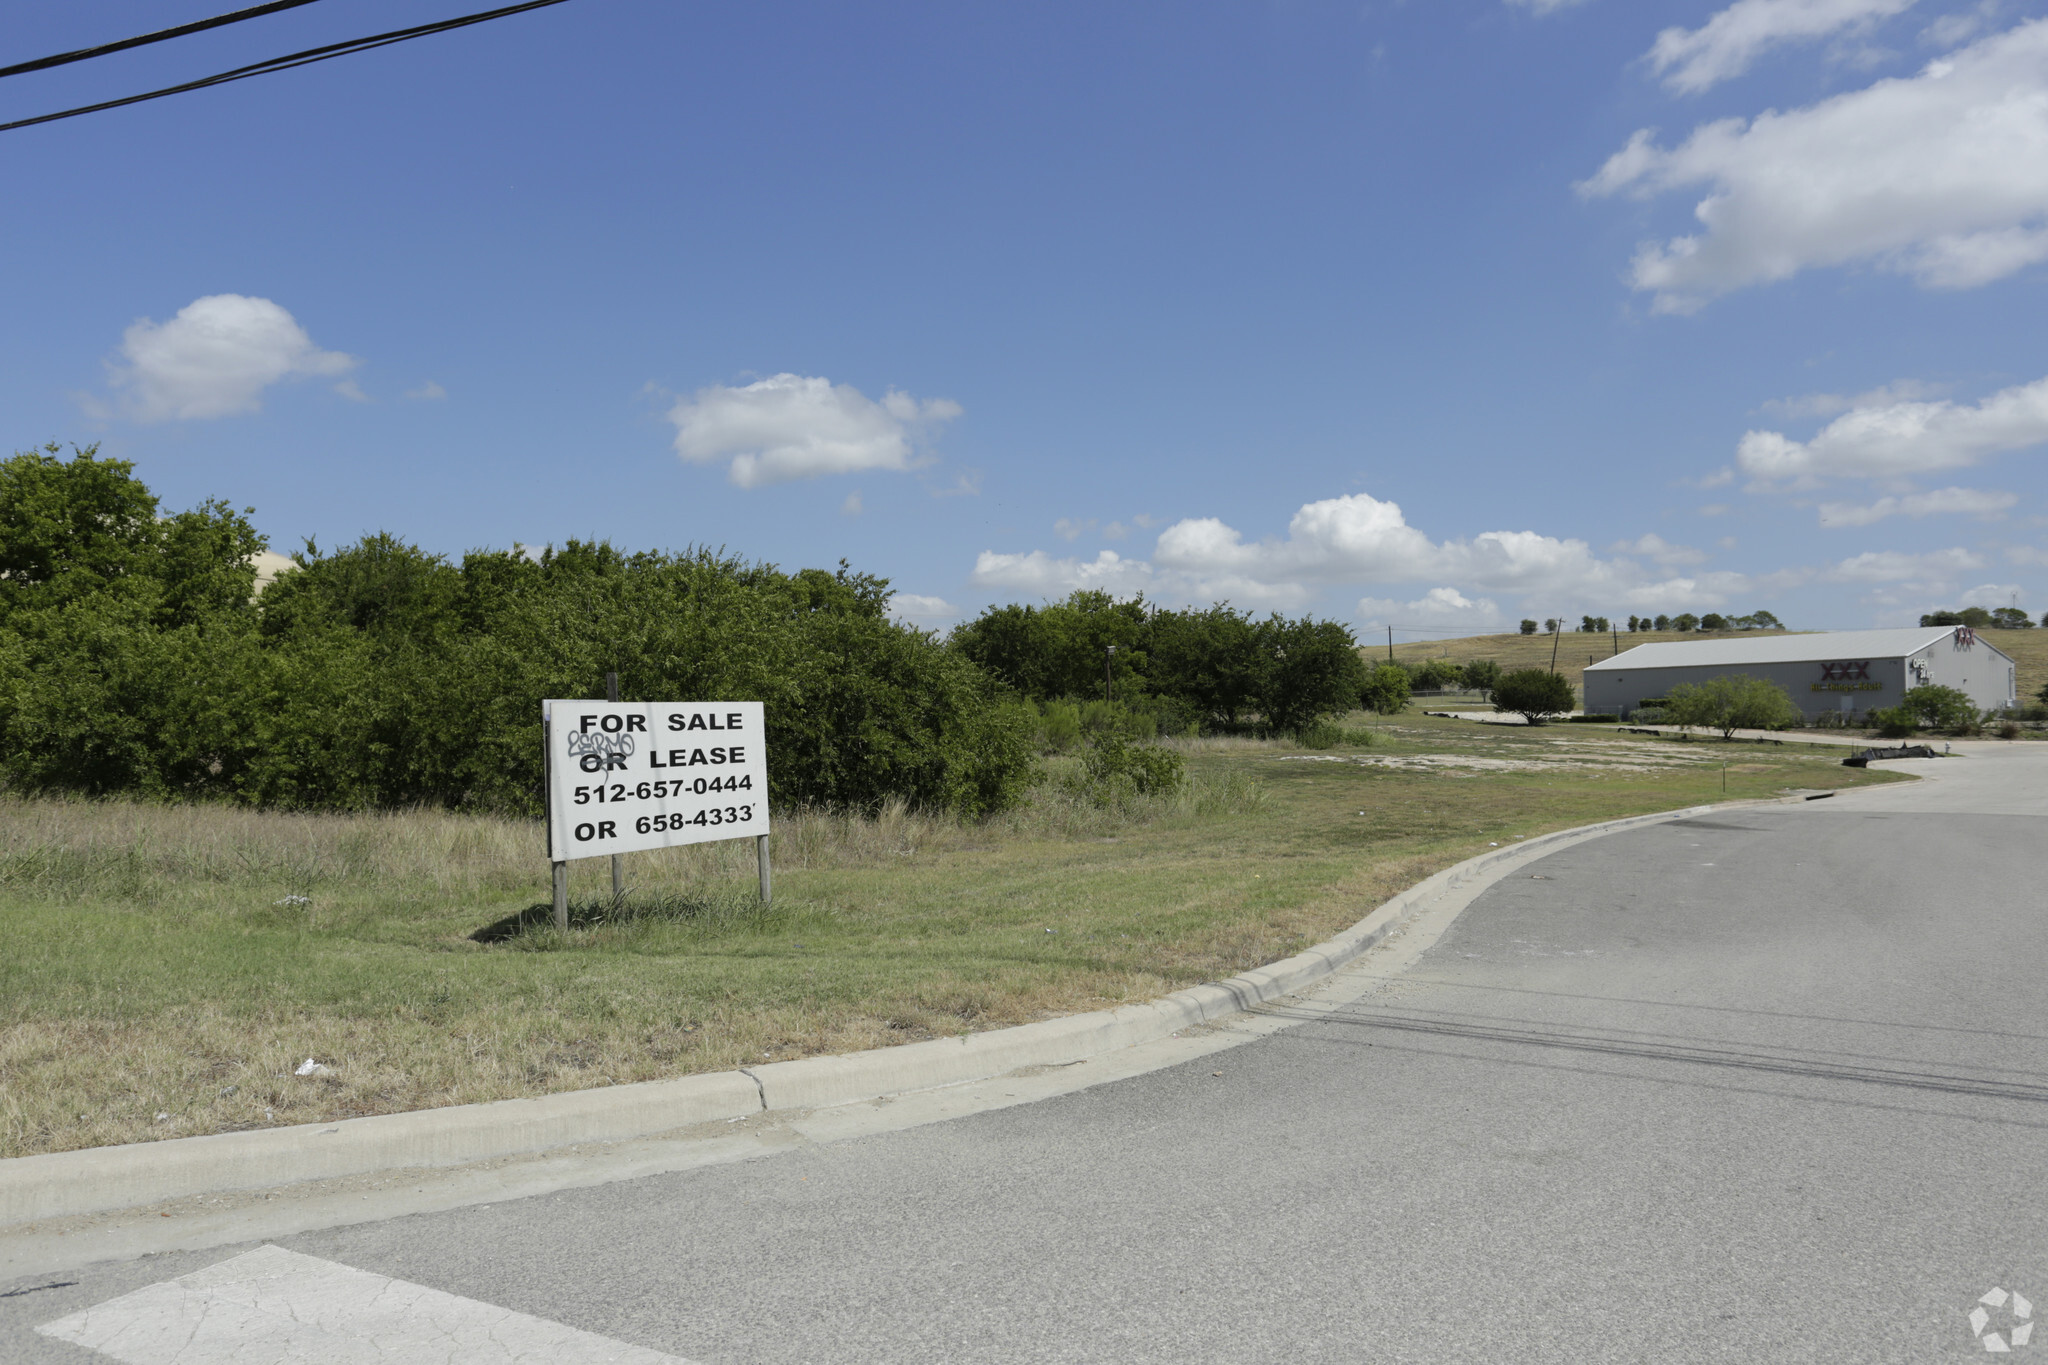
1355, 587, 1506, 630
1649, 0, 1916, 94
973, 491, 1761, 613
969, 549, 1163, 599
1582, 19, 2048, 310
404, 381, 447, 401
1956, 579, 2025, 604
887, 593, 961, 625
1053, 517, 1093, 542
2007, 544, 2048, 566
1825, 546, 1984, 580
333, 379, 370, 404
1609, 532, 1709, 566
1738, 374, 2048, 482
666, 373, 960, 488
1816, 486, 2017, 525
1759, 378, 1946, 419
1923, 1, 2003, 49
105, 294, 358, 421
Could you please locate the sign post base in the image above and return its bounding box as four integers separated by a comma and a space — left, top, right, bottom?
552, 861, 567, 932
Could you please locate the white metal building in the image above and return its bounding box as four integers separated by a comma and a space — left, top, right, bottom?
1582, 626, 2019, 722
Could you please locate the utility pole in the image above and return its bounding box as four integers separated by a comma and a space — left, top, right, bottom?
1387, 625, 1394, 663
1549, 616, 1562, 675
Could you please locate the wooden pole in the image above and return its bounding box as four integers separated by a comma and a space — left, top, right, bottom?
544, 708, 567, 931
606, 671, 623, 908
1386, 625, 1394, 663
1549, 617, 1562, 674
757, 833, 772, 906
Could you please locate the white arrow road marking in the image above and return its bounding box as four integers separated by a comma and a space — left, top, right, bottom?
37, 1244, 698, 1364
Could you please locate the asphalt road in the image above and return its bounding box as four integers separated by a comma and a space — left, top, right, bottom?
7, 747, 2045, 1363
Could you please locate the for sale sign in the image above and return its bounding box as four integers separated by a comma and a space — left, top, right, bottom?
544, 700, 768, 860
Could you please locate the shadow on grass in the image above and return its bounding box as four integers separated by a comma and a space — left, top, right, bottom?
471, 889, 781, 946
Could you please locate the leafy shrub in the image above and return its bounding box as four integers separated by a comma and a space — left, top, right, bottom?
1899, 684, 1979, 734
1492, 669, 1576, 724
1359, 662, 1411, 715
1998, 720, 2023, 740
1036, 701, 1082, 752
0, 451, 1037, 818
1629, 707, 1669, 724
1462, 659, 1503, 700
1869, 706, 1919, 738
1080, 732, 1186, 799
1664, 675, 1801, 738
1411, 658, 1463, 690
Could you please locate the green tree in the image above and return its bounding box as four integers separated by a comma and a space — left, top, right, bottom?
1519, 619, 1537, 635
1699, 612, 1729, 631
1654, 614, 1672, 630
1493, 669, 1575, 724
1256, 615, 1367, 734
1359, 662, 1411, 715
1462, 659, 1502, 700
1411, 657, 1464, 690
1147, 604, 1262, 729
1899, 684, 1978, 733
1988, 606, 2034, 629
1673, 613, 1699, 632
1664, 675, 1801, 739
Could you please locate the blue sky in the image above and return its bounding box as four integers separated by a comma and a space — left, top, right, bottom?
6, 0, 2047, 638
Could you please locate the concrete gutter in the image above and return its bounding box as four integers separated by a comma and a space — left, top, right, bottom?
0, 802, 1735, 1229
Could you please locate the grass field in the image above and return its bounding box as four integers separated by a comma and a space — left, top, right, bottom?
1376, 626, 2048, 704
1374, 628, 1798, 693
0, 715, 1902, 1159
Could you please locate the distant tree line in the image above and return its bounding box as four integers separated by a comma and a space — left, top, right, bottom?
949, 591, 1367, 737
1921, 605, 2039, 629
1519, 611, 1784, 636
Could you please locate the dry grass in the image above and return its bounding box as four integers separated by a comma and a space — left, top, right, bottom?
1380, 625, 2048, 704
0, 723, 1899, 1159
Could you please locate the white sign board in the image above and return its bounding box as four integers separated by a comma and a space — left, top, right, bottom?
544, 700, 768, 861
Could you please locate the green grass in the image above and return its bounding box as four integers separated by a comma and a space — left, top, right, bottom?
0, 716, 1902, 1159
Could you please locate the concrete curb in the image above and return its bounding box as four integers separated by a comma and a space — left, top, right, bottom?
0, 801, 1732, 1228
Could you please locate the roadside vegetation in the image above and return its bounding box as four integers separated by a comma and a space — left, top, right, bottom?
0, 714, 1899, 1159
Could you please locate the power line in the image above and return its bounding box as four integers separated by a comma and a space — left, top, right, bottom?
0, 0, 578, 134
0, 1, 330, 81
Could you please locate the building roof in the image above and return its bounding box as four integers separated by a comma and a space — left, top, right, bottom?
1584, 626, 2011, 672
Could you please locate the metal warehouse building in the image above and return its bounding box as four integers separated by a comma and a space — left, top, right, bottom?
1582, 626, 2018, 723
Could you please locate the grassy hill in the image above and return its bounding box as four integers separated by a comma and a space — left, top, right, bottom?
1366, 626, 2048, 705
